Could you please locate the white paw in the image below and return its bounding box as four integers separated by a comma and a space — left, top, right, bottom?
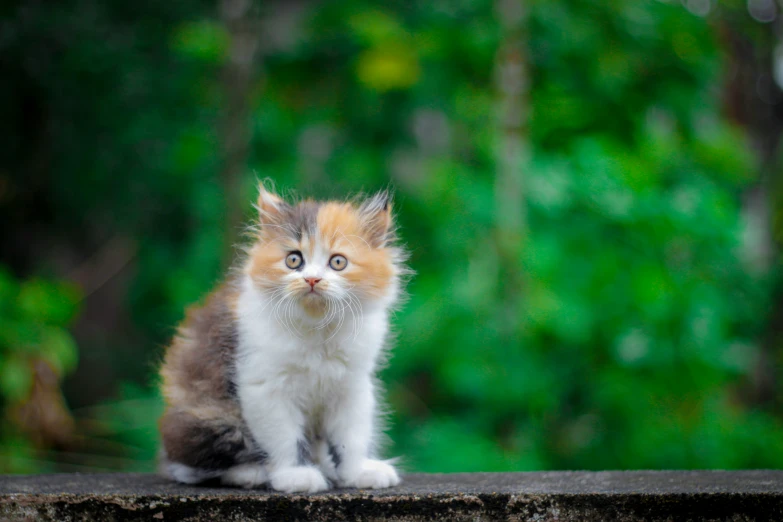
344, 459, 401, 489
270, 466, 329, 493
221, 464, 268, 488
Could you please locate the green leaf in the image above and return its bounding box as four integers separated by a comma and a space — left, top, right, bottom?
0, 357, 32, 402
171, 21, 228, 63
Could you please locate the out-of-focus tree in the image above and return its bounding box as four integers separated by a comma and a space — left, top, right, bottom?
0, 0, 218, 471
1, 0, 782, 473
0, 269, 80, 471
717, 0, 783, 411
249, 0, 783, 470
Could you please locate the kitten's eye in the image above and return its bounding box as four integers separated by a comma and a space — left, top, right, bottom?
329, 254, 347, 271
285, 251, 304, 270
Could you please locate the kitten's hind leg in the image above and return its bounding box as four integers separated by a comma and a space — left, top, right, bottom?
160, 408, 261, 485
164, 462, 224, 484
221, 463, 268, 488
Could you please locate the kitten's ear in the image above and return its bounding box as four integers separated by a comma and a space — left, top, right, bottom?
256, 183, 289, 222
359, 190, 394, 247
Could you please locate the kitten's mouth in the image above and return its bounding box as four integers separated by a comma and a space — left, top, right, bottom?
300, 291, 327, 316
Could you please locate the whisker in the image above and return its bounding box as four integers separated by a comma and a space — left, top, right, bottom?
347, 292, 365, 340
316, 296, 336, 330
325, 296, 349, 343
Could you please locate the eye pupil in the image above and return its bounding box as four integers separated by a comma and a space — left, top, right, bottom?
285, 251, 303, 269
329, 255, 347, 271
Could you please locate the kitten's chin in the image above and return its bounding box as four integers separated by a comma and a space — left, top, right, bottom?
300, 292, 327, 318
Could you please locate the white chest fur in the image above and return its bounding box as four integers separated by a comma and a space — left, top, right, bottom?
234, 277, 387, 412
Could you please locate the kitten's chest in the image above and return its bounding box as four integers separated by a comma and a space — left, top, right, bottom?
284, 339, 351, 384
236, 297, 386, 397
260, 338, 357, 413
238, 331, 360, 392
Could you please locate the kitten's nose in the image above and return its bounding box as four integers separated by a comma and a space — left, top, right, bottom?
304, 277, 322, 289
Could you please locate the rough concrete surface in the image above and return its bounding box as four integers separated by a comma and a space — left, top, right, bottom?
1, 471, 782, 521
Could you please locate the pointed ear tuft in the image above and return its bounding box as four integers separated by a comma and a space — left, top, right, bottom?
360, 190, 394, 247
257, 183, 289, 220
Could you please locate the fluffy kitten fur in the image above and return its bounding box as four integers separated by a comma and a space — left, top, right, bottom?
158, 185, 406, 493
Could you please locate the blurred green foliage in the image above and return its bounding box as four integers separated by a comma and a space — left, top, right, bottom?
0, 268, 80, 471
0, 272, 80, 400
1, 0, 782, 473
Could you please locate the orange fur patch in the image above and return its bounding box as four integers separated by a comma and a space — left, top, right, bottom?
316, 203, 364, 248
247, 242, 291, 288
245, 200, 396, 299
316, 203, 395, 297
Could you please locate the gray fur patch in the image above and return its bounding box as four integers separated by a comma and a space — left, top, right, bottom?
285, 200, 320, 241
328, 442, 342, 469
297, 439, 313, 466
160, 410, 266, 480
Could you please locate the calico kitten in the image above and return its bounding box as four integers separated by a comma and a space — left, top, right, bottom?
158, 185, 407, 493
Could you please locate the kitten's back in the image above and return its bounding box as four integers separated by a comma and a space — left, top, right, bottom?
158, 283, 265, 483
160, 283, 240, 408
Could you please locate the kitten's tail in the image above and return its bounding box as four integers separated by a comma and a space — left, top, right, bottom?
158, 449, 223, 484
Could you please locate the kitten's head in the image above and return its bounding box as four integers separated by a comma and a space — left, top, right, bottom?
244, 185, 406, 319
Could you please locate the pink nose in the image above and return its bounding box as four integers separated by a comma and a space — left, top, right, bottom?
304, 277, 322, 289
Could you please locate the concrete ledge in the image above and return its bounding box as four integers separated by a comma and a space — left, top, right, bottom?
1, 471, 782, 521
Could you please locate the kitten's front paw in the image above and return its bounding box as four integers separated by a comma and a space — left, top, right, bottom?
343, 459, 400, 489
270, 466, 329, 493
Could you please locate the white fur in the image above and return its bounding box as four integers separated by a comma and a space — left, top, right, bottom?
221, 463, 269, 488
269, 466, 329, 493
166, 463, 222, 484
234, 237, 401, 493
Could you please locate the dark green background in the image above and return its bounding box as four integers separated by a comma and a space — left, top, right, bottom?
1, 0, 782, 473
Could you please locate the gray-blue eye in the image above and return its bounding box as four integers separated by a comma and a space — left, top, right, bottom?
285, 251, 304, 270
329, 254, 347, 271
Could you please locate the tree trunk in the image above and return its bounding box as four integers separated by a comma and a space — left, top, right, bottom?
718, 13, 783, 408
219, 0, 260, 268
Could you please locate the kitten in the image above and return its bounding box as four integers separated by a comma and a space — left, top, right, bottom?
158, 185, 407, 493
